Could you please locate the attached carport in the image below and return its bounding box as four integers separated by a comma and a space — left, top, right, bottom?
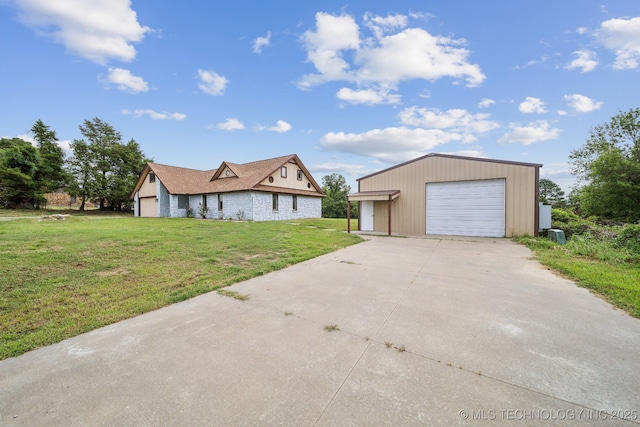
347, 190, 400, 235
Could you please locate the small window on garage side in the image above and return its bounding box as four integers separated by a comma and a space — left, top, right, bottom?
272, 194, 279, 211
149, 173, 156, 183
218, 194, 223, 211
178, 195, 188, 209
292, 195, 297, 211
297, 170, 302, 181
281, 167, 287, 178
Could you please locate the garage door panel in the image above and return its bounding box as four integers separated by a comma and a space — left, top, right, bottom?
140, 197, 156, 217
426, 179, 505, 237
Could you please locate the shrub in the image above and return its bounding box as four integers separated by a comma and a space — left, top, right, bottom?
616, 223, 640, 255
551, 208, 595, 239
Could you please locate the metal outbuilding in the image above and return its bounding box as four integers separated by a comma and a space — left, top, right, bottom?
347, 153, 542, 238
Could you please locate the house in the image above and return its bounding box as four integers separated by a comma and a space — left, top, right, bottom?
347, 153, 542, 238
130, 154, 324, 220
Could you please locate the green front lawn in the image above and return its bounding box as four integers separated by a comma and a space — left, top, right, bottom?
0, 216, 361, 359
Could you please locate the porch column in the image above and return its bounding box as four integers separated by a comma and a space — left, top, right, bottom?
388, 195, 392, 236
347, 198, 351, 233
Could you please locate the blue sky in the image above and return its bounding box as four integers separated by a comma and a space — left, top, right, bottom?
1, 1, 639, 193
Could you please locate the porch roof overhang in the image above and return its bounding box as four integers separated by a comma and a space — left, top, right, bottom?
347, 190, 400, 202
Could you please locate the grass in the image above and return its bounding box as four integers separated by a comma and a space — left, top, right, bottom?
515, 236, 640, 318
0, 215, 361, 359
323, 324, 340, 332
0, 208, 130, 217
217, 290, 250, 301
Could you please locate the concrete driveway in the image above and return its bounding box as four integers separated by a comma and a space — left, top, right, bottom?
1, 236, 639, 426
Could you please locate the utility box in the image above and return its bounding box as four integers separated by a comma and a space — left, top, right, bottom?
539, 203, 552, 233
548, 229, 566, 244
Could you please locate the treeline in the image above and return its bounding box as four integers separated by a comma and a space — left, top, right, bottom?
541, 107, 640, 224
0, 118, 148, 211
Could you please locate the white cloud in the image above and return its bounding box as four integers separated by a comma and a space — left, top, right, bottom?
197, 69, 229, 96
576, 27, 589, 35
217, 118, 245, 131
253, 31, 271, 54
299, 13, 360, 88
364, 12, 408, 38
498, 120, 560, 145
57, 139, 73, 157
595, 16, 640, 69
320, 126, 467, 163
102, 68, 148, 92
298, 12, 485, 102
337, 87, 401, 105
121, 109, 186, 120
268, 120, 292, 133
398, 107, 499, 134
563, 94, 602, 113
14, 0, 150, 65
565, 50, 598, 73
478, 98, 495, 108
308, 162, 369, 176
540, 162, 576, 193
438, 149, 488, 158
519, 97, 547, 114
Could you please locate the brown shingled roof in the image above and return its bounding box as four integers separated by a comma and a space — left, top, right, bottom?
130, 154, 324, 198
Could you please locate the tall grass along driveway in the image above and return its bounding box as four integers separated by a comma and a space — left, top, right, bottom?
0, 217, 361, 359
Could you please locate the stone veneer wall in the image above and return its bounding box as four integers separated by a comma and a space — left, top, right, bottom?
163, 191, 321, 221
158, 181, 171, 217
251, 192, 321, 221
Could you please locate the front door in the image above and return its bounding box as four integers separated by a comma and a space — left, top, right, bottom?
360, 201, 374, 231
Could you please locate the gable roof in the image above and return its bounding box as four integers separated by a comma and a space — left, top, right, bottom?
130, 154, 324, 198
356, 153, 543, 182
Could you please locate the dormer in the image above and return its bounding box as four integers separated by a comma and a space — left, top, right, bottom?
211, 162, 238, 180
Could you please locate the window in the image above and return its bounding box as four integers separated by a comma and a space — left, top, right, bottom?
292, 195, 297, 211
218, 194, 223, 211
297, 170, 303, 181
178, 195, 188, 209
281, 167, 287, 178
268, 176, 274, 183
272, 194, 279, 211
202, 195, 207, 209
149, 173, 156, 183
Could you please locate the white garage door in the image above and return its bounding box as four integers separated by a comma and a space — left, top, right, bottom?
139, 197, 156, 217
426, 179, 505, 237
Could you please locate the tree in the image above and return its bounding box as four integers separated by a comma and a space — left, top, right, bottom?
109, 139, 147, 210
67, 139, 93, 211
67, 118, 147, 211
539, 178, 566, 207
0, 138, 40, 208
321, 173, 357, 218
569, 108, 640, 222
31, 119, 68, 198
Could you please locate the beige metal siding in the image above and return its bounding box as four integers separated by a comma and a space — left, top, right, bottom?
139, 197, 156, 217
358, 156, 537, 237
139, 172, 156, 198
